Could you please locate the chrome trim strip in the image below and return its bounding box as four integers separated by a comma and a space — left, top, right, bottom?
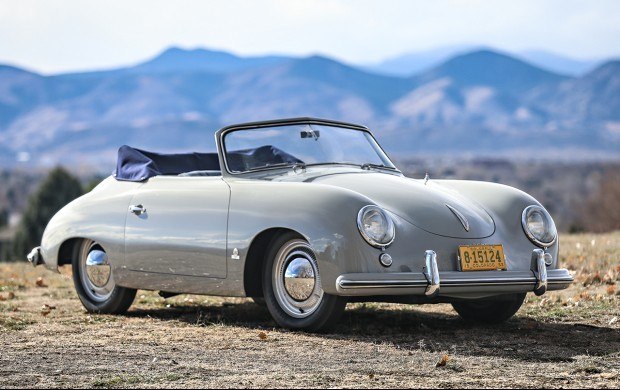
548, 278, 575, 283
338, 280, 427, 289
218, 117, 369, 132
217, 118, 396, 176
442, 277, 573, 285
446, 204, 470, 232
337, 276, 573, 290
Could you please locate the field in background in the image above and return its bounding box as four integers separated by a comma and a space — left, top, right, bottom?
1, 160, 619, 242
1, 232, 618, 388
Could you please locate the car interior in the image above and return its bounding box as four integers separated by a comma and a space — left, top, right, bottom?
114, 144, 303, 181
114, 145, 222, 181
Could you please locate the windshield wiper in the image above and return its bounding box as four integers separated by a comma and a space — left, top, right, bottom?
245, 162, 399, 173
245, 162, 299, 172
304, 162, 360, 168
361, 163, 400, 172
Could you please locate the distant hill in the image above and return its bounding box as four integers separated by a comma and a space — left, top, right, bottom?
208, 55, 413, 124
0, 47, 618, 168
366, 45, 479, 76
130, 47, 292, 74
516, 50, 603, 76
414, 50, 567, 93
541, 61, 620, 122
369, 46, 608, 77
386, 50, 566, 129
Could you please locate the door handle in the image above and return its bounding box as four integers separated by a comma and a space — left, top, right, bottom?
129, 204, 146, 215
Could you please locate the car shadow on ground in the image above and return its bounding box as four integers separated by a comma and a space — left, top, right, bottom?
127, 301, 620, 363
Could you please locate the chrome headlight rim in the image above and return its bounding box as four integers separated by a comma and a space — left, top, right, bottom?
521, 205, 557, 248
357, 205, 396, 248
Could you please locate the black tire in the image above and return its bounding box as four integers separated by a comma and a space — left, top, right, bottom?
72, 239, 136, 314
451, 293, 526, 324
251, 297, 266, 307
262, 232, 346, 332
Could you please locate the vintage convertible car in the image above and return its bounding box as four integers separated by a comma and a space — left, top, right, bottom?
27, 117, 573, 331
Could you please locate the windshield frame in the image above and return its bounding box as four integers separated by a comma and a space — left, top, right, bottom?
216, 118, 396, 176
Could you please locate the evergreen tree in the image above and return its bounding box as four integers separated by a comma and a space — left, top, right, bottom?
0, 208, 7, 228
8, 167, 83, 261
84, 175, 106, 193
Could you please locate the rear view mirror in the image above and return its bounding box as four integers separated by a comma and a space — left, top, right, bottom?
300, 130, 320, 139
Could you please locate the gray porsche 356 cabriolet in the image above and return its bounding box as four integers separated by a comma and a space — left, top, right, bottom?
28, 117, 572, 331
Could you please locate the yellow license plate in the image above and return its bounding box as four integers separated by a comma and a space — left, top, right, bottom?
458, 245, 506, 271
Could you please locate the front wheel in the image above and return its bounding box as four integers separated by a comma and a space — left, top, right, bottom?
262, 233, 346, 332
72, 239, 136, 314
451, 293, 526, 324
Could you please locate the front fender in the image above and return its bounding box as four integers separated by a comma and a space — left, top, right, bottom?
226, 179, 390, 294
39, 177, 139, 271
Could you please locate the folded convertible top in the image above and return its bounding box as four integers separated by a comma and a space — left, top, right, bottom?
114, 145, 220, 182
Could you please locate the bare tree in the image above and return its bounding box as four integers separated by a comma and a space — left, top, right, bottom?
580, 169, 620, 232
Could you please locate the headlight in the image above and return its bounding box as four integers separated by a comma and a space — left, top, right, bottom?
357, 205, 395, 248
522, 205, 557, 247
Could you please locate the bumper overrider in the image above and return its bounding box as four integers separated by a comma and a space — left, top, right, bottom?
27, 246, 44, 266
336, 249, 573, 297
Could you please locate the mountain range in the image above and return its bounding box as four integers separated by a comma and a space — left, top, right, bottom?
367, 45, 605, 77
0, 47, 618, 168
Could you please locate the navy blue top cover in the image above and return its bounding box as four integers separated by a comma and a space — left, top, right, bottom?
114, 145, 220, 181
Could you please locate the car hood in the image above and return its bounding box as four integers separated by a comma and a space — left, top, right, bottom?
277, 170, 495, 239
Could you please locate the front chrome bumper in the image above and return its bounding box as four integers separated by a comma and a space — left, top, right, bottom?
26, 246, 43, 266
335, 249, 573, 297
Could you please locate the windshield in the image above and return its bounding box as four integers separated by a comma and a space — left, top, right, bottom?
222, 124, 395, 173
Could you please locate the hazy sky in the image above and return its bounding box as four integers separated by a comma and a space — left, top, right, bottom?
1, 0, 619, 74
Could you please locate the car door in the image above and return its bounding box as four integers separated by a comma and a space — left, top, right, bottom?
124, 176, 230, 278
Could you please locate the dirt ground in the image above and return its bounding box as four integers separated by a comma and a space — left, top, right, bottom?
1, 232, 619, 389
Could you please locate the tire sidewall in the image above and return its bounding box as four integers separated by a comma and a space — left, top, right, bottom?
262, 232, 345, 332
72, 240, 136, 314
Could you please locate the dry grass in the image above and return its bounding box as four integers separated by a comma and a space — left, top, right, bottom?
0, 233, 618, 388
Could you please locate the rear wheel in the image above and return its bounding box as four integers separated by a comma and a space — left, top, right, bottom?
72, 239, 136, 314
451, 293, 526, 324
262, 232, 346, 332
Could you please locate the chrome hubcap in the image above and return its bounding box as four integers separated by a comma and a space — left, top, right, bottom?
273, 240, 323, 318
86, 250, 111, 287
80, 240, 115, 302
284, 257, 316, 301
